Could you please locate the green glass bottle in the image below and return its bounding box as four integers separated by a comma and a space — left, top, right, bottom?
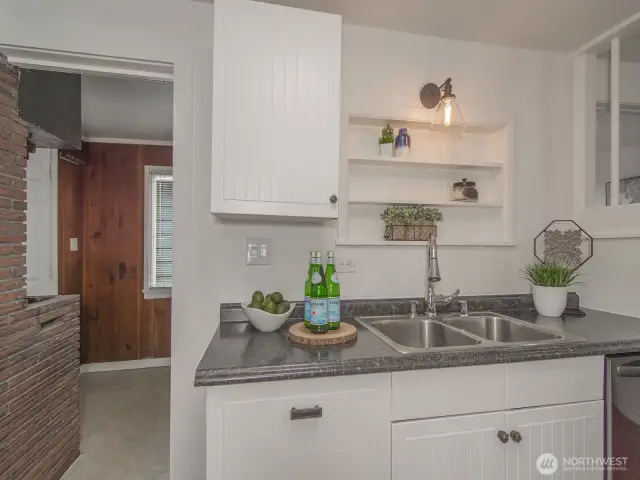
325, 251, 341, 330
304, 252, 313, 328
309, 252, 328, 334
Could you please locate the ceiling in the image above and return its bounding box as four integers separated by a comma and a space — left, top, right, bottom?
228, 0, 640, 52
81, 75, 173, 142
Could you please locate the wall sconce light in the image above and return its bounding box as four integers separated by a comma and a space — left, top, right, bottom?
420, 78, 464, 127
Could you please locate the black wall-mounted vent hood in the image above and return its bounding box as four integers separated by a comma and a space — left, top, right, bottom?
18, 68, 82, 150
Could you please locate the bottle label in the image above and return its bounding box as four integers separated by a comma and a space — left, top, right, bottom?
310, 298, 328, 326
304, 296, 311, 321
328, 297, 340, 322
330, 272, 339, 284
311, 272, 323, 284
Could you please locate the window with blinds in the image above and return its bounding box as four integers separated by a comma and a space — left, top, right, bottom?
150, 171, 173, 289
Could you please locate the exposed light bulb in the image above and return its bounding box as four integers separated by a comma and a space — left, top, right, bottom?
444, 101, 452, 126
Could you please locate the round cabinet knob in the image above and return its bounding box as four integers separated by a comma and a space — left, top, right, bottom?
497, 430, 510, 444
510, 430, 522, 443
330, 194, 338, 204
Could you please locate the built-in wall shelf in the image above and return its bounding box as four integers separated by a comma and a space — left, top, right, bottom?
338, 114, 515, 247
348, 199, 504, 207
348, 114, 502, 134
348, 156, 503, 170
335, 239, 517, 247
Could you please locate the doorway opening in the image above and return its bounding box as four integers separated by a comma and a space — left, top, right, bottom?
18, 59, 174, 479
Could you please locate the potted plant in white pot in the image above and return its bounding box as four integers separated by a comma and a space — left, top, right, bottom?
379, 123, 394, 157
522, 262, 583, 317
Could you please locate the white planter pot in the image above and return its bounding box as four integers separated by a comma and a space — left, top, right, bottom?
379, 142, 394, 157
532, 285, 568, 317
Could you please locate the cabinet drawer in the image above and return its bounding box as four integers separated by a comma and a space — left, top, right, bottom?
506, 356, 604, 409
391, 364, 506, 421
206, 373, 391, 480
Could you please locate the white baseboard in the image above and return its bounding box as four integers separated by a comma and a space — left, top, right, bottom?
80, 357, 170, 374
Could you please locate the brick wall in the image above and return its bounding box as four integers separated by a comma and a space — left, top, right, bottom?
0, 53, 81, 480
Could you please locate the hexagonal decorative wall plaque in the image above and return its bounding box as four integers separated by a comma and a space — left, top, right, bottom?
534, 220, 593, 271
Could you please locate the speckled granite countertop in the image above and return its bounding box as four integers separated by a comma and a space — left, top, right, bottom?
195, 297, 640, 386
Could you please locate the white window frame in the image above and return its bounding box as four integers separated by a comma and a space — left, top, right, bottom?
143, 165, 173, 299
574, 18, 640, 238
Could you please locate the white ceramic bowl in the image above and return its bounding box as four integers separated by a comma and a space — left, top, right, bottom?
241, 302, 296, 332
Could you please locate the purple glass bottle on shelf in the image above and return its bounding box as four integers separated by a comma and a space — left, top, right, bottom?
394, 128, 411, 157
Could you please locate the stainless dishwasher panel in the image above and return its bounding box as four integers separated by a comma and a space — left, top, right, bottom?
606, 354, 640, 480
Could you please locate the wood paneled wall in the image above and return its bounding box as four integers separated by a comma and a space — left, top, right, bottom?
58, 142, 171, 364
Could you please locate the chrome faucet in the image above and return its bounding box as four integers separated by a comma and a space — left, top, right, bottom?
425, 233, 460, 317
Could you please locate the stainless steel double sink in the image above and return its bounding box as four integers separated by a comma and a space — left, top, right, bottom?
355, 312, 585, 353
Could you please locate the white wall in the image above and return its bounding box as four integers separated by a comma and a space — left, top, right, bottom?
26, 148, 58, 296
580, 56, 640, 317
0, 3, 575, 479
0, 2, 214, 479
81, 75, 173, 141
212, 27, 573, 304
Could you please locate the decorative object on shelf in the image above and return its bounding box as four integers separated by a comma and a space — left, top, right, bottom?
534, 220, 593, 272
605, 175, 640, 206
379, 123, 395, 157
381, 204, 443, 241
521, 261, 584, 317
394, 128, 411, 157
419, 77, 464, 127
451, 178, 478, 202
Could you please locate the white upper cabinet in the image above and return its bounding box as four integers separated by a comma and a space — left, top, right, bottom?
212, 0, 342, 220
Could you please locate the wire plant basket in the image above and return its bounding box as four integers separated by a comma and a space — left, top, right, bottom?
383, 224, 437, 241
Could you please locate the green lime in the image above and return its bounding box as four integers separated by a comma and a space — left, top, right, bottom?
248, 300, 263, 310
271, 292, 283, 304
263, 300, 277, 314
275, 303, 288, 315
251, 291, 264, 303
279, 300, 291, 312
264, 294, 272, 304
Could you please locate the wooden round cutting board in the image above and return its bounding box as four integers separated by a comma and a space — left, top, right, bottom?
288, 322, 357, 346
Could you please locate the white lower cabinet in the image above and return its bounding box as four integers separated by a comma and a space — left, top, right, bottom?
392, 401, 604, 480
392, 412, 507, 480
204, 357, 605, 480
206, 374, 391, 480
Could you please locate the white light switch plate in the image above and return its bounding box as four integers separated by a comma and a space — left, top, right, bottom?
336, 256, 357, 273
246, 238, 271, 265
70, 238, 79, 252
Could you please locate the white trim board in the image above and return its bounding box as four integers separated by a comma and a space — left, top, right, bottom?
80, 357, 170, 374
82, 137, 173, 146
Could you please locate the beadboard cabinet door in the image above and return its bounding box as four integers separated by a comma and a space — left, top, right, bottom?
212, 0, 341, 220
506, 401, 604, 480
392, 412, 507, 480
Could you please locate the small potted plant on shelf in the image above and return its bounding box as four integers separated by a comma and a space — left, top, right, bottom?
522, 261, 584, 317
379, 123, 395, 157
381, 205, 443, 241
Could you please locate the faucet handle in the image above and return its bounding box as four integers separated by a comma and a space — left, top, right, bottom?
441, 289, 461, 306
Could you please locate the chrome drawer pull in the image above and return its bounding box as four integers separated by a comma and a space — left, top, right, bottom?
290, 405, 322, 420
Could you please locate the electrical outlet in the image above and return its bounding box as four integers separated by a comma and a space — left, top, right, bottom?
246, 238, 271, 265
336, 256, 357, 273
